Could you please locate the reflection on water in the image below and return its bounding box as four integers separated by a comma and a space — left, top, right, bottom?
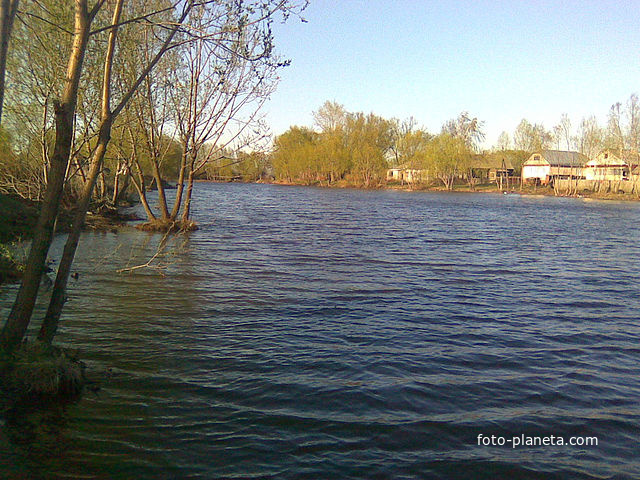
1, 183, 640, 479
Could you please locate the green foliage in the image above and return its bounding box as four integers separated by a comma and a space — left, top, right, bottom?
425, 133, 471, 190
500, 150, 529, 175
396, 129, 432, 171
271, 126, 320, 184
345, 113, 394, 187
204, 150, 271, 182
0, 243, 24, 284
272, 105, 395, 187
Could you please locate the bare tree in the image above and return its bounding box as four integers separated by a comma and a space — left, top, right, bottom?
442, 111, 485, 152
576, 116, 603, 159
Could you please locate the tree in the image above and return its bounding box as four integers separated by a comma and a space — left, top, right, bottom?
1, 0, 97, 351
424, 133, 470, 190
495, 131, 511, 151
442, 111, 485, 152
2, 0, 306, 350
0, 0, 19, 123
271, 126, 318, 183
393, 128, 432, 186
312, 102, 348, 183
552, 113, 573, 151
313, 100, 346, 133
172, 3, 287, 225
345, 112, 394, 187
513, 119, 552, 152
576, 116, 603, 159
605, 94, 640, 153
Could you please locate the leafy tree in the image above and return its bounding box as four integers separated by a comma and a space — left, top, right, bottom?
345, 112, 394, 187
425, 133, 470, 190
272, 126, 319, 183
513, 119, 552, 152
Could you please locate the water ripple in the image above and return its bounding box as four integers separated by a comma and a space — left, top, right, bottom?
1, 184, 640, 479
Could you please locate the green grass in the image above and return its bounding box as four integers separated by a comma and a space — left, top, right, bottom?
0, 341, 86, 402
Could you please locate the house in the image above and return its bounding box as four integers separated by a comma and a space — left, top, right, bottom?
387, 166, 427, 184
583, 149, 639, 181
521, 150, 588, 184
470, 154, 515, 182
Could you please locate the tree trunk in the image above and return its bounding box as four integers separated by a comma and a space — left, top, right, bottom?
112, 161, 121, 205
39, 0, 125, 344
129, 130, 156, 221
39, 118, 113, 343
170, 147, 188, 220
0, 0, 19, 124
151, 157, 170, 219
1, 0, 91, 351
181, 167, 195, 223
131, 170, 156, 221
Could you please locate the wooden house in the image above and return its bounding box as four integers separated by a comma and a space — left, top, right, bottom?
470, 154, 515, 182
387, 166, 428, 184
583, 149, 639, 181
521, 150, 588, 184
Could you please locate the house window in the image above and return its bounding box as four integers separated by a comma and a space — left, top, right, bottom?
534, 155, 540, 161
604, 153, 608, 159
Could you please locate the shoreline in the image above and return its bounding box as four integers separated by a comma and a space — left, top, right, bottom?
204, 178, 640, 203
0, 194, 139, 284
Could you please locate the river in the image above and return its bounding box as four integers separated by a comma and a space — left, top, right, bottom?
1, 183, 639, 479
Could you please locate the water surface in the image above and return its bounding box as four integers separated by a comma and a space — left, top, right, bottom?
1, 183, 639, 479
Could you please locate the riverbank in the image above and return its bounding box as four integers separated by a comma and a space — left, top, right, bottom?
0, 193, 138, 284
261, 178, 640, 202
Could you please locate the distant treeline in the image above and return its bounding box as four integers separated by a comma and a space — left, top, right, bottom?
261, 95, 640, 188
267, 101, 488, 189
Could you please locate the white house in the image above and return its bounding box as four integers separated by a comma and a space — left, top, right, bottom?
583, 149, 638, 181
387, 166, 427, 184
521, 150, 588, 184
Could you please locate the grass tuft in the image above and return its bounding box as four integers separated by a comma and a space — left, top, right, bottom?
1, 341, 86, 401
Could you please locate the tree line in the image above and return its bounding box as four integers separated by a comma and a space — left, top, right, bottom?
270, 102, 486, 189
270, 95, 640, 189
497, 94, 640, 159
0, 0, 305, 352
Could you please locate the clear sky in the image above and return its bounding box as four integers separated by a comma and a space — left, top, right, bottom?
266, 0, 640, 149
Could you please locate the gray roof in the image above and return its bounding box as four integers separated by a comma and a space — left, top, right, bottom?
471, 154, 514, 170
532, 150, 589, 167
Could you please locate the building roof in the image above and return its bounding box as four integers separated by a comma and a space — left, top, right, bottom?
598, 149, 640, 166
471, 154, 514, 170
528, 150, 588, 167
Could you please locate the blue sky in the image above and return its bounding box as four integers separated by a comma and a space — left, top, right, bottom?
266, 0, 640, 148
